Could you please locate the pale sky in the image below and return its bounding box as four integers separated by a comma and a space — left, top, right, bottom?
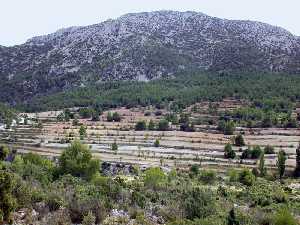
1, 0, 299, 46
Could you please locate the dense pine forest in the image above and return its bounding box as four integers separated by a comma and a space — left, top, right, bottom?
19, 72, 300, 112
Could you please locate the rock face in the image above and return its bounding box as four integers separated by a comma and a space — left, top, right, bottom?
0, 11, 300, 102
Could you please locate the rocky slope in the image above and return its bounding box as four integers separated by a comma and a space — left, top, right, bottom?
0, 11, 300, 103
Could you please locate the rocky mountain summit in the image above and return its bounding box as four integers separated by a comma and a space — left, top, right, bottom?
0, 11, 300, 102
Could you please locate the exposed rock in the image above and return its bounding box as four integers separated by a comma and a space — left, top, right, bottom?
1, 11, 300, 103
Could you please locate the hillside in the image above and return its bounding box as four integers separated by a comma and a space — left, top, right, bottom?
0, 11, 300, 104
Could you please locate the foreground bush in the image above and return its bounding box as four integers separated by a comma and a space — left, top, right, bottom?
57, 140, 100, 180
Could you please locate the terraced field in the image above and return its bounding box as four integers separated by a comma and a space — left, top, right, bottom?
1, 102, 299, 172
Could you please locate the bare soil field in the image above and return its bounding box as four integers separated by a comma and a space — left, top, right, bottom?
1, 99, 299, 172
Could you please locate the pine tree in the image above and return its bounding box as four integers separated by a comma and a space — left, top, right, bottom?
258, 151, 266, 177
277, 150, 287, 180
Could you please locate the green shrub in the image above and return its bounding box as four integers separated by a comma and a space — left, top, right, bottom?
234, 134, 245, 147
144, 167, 166, 189
57, 140, 100, 180
264, 145, 275, 154
224, 143, 236, 159
273, 208, 297, 225
183, 187, 216, 220
199, 170, 217, 185
135, 121, 147, 131
0, 171, 17, 224
158, 119, 170, 131
239, 169, 255, 186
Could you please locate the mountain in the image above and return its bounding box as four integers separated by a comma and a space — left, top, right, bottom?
0, 11, 300, 103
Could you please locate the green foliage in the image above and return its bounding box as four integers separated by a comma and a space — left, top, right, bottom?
199, 170, 217, 185
0, 171, 17, 224
228, 169, 239, 182
113, 112, 121, 122
264, 145, 275, 154
20, 73, 300, 115
0, 145, 9, 161
79, 125, 87, 138
258, 152, 266, 177
135, 121, 147, 131
234, 134, 245, 147
107, 112, 121, 122
273, 208, 297, 225
165, 113, 178, 125
241, 146, 262, 159
79, 108, 95, 119
111, 141, 118, 153
144, 167, 166, 189
158, 119, 170, 131
238, 169, 255, 186
224, 143, 236, 159
183, 187, 216, 220
277, 150, 287, 179
218, 120, 235, 135
57, 140, 100, 180
246, 180, 287, 207
0, 103, 16, 127
190, 165, 199, 176
154, 139, 160, 147
148, 119, 156, 130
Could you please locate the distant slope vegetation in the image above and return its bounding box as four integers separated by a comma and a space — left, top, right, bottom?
1, 11, 300, 104
20, 72, 300, 112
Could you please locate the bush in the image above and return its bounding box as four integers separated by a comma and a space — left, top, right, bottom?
183, 187, 216, 220
154, 139, 160, 147
57, 140, 100, 180
199, 170, 217, 185
135, 121, 147, 131
79, 108, 94, 119
190, 165, 199, 176
251, 146, 262, 159
148, 120, 156, 130
0, 145, 9, 161
239, 169, 255, 186
218, 120, 235, 135
144, 167, 166, 189
241, 146, 262, 159
234, 134, 245, 146
111, 141, 118, 153
224, 143, 236, 159
273, 208, 297, 225
228, 169, 239, 182
158, 119, 169, 131
0, 171, 17, 224
264, 145, 275, 154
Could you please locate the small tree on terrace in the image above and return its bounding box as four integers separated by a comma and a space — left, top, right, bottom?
158, 119, 169, 131
135, 121, 147, 131
224, 143, 236, 159
294, 142, 300, 177
79, 125, 87, 139
234, 134, 245, 146
258, 151, 267, 177
277, 150, 287, 180
148, 119, 156, 130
